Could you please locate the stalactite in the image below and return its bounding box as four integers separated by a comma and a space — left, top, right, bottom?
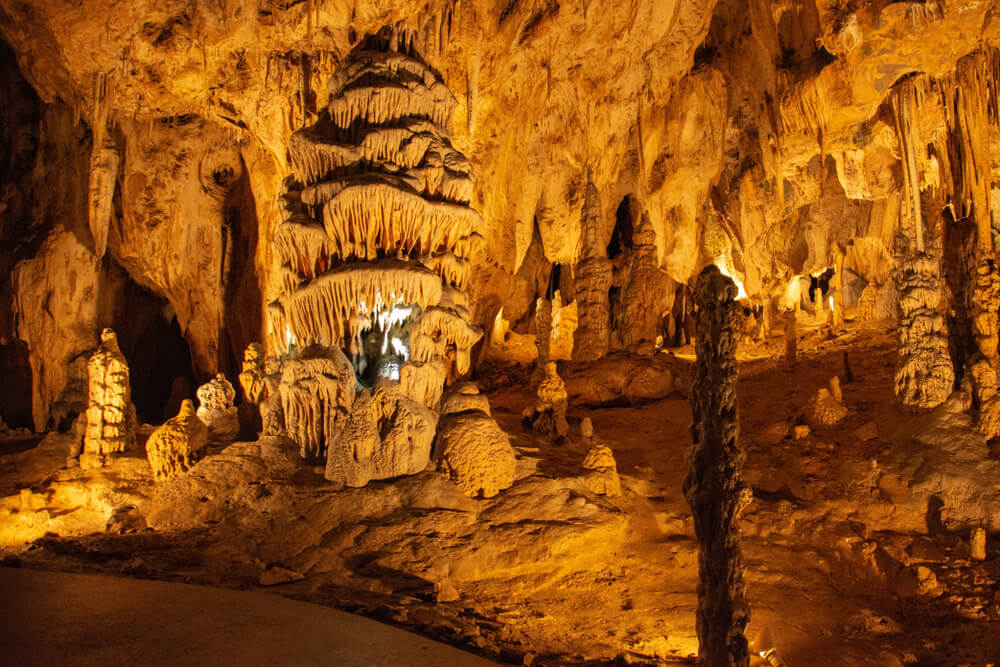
890, 80, 925, 253
685, 265, 750, 667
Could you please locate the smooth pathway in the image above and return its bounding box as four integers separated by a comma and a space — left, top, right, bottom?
0, 567, 497, 666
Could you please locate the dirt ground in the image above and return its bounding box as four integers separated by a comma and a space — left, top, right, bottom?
2, 316, 1000, 666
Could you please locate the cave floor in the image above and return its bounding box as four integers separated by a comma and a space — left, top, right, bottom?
3, 318, 1000, 666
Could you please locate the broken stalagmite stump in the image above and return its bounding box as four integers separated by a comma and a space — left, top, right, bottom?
684, 265, 750, 667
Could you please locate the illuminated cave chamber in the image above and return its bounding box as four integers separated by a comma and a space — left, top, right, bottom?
265, 24, 483, 473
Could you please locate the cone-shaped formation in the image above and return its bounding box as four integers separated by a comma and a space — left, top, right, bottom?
265, 25, 484, 476
269, 24, 482, 364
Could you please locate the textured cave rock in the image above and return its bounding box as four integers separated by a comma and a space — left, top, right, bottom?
894, 250, 955, 411
684, 265, 750, 667
581, 441, 622, 498
278, 345, 355, 462
145, 399, 209, 482
81, 329, 137, 469
324, 384, 437, 489
435, 389, 516, 499
195, 373, 239, 445
524, 361, 570, 440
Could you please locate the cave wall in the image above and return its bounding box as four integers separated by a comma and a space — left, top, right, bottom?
2, 0, 1000, 426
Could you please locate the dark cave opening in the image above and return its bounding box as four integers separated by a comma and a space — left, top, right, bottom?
0, 339, 33, 429
607, 196, 634, 261
101, 262, 196, 424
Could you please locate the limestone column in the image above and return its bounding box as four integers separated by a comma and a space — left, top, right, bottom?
81, 328, 137, 469
573, 178, 612, 362
684, 265, 750, 667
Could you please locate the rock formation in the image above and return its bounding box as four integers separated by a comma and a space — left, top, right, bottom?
581, 441, 622, 498
803, 387, 848, 430
81, 329, 136, 469
524, 361, 570, 440
145, 399, 208, 481
684, 265, 750, 667
196, 374, 239, 444
325, 384, 437, 489
237, 342, 266, 436
894, 250, 954, 411
266, 24, 482, 395
436, 387, 516, 499
279, 345, 355, 462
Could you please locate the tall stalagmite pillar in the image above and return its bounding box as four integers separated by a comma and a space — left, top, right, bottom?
573, 178, 612, 362
684, 264, 750, 667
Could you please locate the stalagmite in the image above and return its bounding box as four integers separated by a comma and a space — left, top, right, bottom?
268, 24, 483, 445
145, 400, 209, 482
238, 343, 265, 435
684, 265, 750, 667
622, 213, 669, 354
523, 361, 570, 440
325, 384, 437, 488
436, 387, 515, 498
196, 374, 239, 444
81, 328, 137, 469
894, 248, 954, 411
531, 296, 553, 386
573, 178, 612, 362
581, 439, 622, 497
279, 345, 356, 461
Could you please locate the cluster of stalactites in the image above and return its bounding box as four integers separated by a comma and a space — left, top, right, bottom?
274, 37, 481, 293
268, 260, 444, 355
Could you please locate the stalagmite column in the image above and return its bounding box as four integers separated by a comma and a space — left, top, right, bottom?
894, 240, 954, 411
532, 296, 553, 386
684, 265, 750, 667
573, 178, 612, 362
81, 328, 137, 469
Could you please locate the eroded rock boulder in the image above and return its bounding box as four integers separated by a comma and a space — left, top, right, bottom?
145, 399, 208, 481
325, 384, 437, 489
436, 410, 516, 499
581, 441, 622, 497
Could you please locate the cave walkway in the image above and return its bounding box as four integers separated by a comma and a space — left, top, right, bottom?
0, 567, 496, 666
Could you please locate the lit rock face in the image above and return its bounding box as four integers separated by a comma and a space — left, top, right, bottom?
81, 329, 137, 469
195, 373, 239, 444
436, 388, 515, 499
145, 399, 208, 482
278, 345, 355, 462
325, 384, 437, 489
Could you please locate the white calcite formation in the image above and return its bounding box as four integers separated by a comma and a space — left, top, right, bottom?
145, 399, 208, 481
81, 328, 136, 469
279, 345, 356, 462
435, 385, 515, 498
325, 384, 437, 489
196, 373, 239, 444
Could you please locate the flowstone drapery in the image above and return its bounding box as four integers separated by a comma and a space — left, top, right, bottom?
684, 265, 750, 667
